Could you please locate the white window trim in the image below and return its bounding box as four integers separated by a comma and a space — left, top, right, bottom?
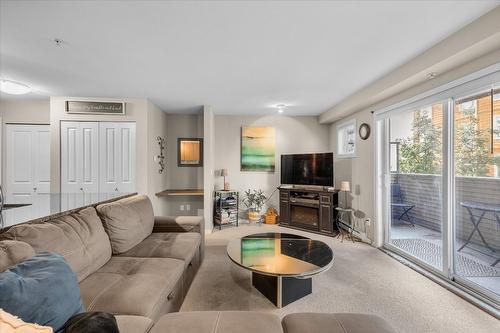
336, 118, 357, 158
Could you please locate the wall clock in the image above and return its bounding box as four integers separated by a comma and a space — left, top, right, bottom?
359, 123, 371, 140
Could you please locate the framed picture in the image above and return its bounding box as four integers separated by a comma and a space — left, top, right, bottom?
337, 119, 356, 158
177, 138, 203, 167
241, 126, 275, 172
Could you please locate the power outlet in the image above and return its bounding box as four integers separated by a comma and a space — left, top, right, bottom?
186, 204, 191, 211
180, 205, 185, 211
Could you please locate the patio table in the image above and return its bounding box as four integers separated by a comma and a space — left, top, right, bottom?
459, 201, 500, 266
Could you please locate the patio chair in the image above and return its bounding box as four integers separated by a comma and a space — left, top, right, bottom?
391, 183, 415, 227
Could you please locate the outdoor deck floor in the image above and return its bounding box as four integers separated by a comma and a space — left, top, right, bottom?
390, 222, 500, 296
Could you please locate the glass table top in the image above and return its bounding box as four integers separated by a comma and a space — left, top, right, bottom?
226, 232, 334, 277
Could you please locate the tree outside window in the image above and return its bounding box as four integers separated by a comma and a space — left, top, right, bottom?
395, 100, 493, 177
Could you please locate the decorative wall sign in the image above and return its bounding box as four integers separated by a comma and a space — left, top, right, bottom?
65, 101, 125, 115
241, 126, 275, 172
337, 119, 356, 158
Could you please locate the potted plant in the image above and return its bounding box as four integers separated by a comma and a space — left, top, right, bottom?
242, 189, 267, 222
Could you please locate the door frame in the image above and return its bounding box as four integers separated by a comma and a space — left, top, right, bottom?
374, 64, 500, 310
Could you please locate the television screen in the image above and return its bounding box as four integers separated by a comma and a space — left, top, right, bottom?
281, 153, 333, 186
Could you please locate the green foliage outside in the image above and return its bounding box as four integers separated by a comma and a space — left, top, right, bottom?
396, 108, 494, 177
399, 112, 442, 174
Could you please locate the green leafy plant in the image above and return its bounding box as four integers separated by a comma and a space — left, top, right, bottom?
454, 110, 492, 177
242, 189, 267, 213
398, 112, 442, 175
396, 109, 492, 177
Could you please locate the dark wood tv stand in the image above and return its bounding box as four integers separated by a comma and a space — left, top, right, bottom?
278, 187, 339, 236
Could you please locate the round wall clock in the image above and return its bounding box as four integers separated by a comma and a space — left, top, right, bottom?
359, 123, 371, 140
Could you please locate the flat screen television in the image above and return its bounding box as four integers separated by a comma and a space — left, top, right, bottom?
281, 153, 334, 187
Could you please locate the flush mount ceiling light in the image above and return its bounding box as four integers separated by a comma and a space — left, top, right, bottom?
0, 79, 31, 95
276, 104, 288, 113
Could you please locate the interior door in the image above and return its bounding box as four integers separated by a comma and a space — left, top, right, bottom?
5, 124, 50, 200
4, 124, 51, 219
99, 122, 136, 193
60, 121, 99, 194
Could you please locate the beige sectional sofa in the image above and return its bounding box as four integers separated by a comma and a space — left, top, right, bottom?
1, 194, 396, 333
1, 195, 203, 321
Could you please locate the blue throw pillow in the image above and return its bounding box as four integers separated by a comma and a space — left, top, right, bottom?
0, 252, 85, 332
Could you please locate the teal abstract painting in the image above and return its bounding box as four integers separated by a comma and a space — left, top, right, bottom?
241, 126, 275, 172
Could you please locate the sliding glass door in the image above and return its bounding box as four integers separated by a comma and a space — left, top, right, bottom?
387, 102, 445, 272
377, 71, 500, 308
453, 87, 500, 299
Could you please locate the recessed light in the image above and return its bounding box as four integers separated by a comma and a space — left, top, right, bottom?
0, 79, 31, 95
276, 104, 287, 113
53, 38, 64, 47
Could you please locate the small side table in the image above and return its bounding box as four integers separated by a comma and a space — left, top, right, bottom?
335, 207, 356, 243
214, 190, 239, 230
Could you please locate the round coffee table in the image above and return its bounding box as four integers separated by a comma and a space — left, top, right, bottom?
226, 232, 333, 307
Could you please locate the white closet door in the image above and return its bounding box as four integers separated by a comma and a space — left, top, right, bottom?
80, 122, 99, 192
5, 124, 50, 201
99, 122, 136, 193
60, 121, 99, 194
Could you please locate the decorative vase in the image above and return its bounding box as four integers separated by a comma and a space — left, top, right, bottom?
248, 210, 260, 222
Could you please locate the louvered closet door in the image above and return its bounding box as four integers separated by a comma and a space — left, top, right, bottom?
60, 121, 99, 194
99, 122, 136, 193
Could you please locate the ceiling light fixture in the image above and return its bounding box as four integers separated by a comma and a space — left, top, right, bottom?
0, 79, 31, 95
276, 104, 287, 113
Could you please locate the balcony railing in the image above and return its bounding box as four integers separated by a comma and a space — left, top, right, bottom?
392, 173, 500, 251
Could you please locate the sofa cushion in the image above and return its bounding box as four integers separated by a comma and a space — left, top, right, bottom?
149, 311, 283, 333
281, 313, 397, 333
118, 232, 201, 265
79, 257, 184, 320
0, 252, 85, 332
116, 316, 153, 333
0, 240, 35, 272
1, 207, 111, 282
96, 195, 154, 254
153, 216, 203, 233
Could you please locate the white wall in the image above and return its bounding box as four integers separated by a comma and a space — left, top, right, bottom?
146, 100, 169, 215
0, 99, 50, 124
329, 47, 500, 245
329, 112, 375, 240
164, 113, 204, 216
203, 106, 215, 230
214, 115, 330, 216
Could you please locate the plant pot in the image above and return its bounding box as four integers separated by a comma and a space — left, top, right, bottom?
248, 210, 260, 222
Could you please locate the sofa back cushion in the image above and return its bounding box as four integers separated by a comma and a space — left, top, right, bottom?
0, 240, 35, 273
1, 207, 111, 282
96, 195, 154, 254
0, 252, 85, 332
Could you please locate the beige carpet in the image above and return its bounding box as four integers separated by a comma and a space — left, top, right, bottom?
181, 224, 500, 333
